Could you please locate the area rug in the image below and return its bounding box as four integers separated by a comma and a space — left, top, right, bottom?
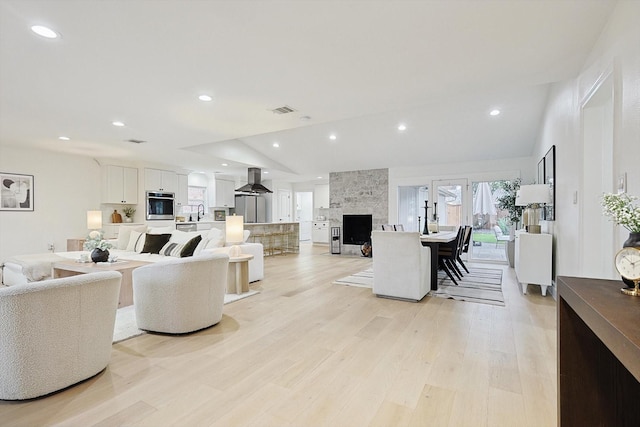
112, 290, 260, 343
333, 268, 373, 288
430, 267, 504, 306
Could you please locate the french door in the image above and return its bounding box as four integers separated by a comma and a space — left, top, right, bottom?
432, 179, 468, 229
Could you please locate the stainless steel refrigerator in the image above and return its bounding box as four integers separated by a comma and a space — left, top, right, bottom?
234, 195, 266, 223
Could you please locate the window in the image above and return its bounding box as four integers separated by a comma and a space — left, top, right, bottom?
182, 186, 207, 214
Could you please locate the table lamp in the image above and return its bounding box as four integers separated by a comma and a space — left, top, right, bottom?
226, 215, 244, 256
515, 184, 551, 233
87, 210, 102, 230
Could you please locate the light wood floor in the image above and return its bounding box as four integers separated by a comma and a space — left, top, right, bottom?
0, 243, 557, 427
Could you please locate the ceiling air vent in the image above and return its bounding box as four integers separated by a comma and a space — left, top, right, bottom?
125, 139, 147, 144
271, 105, 296, 114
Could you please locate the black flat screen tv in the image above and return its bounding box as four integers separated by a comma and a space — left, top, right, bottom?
343, 214, 372, 245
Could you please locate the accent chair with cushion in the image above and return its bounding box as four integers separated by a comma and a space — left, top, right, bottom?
0, 271, 122, 400
132, 253, 229, 334
371, 231, 431, 301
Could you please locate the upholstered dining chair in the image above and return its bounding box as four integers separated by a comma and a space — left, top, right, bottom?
371, 231, 431, 301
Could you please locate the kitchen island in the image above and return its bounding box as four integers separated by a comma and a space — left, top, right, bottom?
178, 221, 300, 256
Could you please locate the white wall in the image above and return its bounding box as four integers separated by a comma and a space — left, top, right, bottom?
0, 146, 102, 260
533, 0, 640, 280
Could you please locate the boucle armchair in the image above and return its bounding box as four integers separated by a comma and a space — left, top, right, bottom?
132, 253, 229, 334
371, 231, 431, 301
0, 271, 122, 400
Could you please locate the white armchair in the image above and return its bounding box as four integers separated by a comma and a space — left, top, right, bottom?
371, 231, 431, 301
0, 271, 121, 400
132, 253, 229, 334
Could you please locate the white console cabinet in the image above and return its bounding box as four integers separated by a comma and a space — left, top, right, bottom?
514, 232, 552, 296
312, 221, 329, 244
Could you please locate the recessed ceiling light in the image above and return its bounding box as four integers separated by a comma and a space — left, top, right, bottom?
329, 134, 337, 140
112, 121, 125, 127
398, 124, 407, 131
221, 163, 228, 166
273, 142, 280, 148
31, 25, 59, 39
264, 171, 269, 174
490, 109, 501, 116
58, 136, 70, 141
198, 94, 212, 102
317, 176, 323, 179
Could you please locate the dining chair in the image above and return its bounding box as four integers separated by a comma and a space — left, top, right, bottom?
456, 225, 472, 274
437, 226, 464, 285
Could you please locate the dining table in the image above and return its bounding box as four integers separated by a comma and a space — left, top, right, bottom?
420, 230, 458, 290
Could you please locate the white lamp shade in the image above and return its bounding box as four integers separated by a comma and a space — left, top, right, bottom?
226, 215, 244, 244
515, 184, 551, 206
87, 210, 102, 230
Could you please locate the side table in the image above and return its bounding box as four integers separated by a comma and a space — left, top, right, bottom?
227, 254, 254, 294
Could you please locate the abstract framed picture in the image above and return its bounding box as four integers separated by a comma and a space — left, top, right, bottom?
0, 173, 34, 211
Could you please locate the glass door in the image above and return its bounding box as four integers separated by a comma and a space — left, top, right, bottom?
398, 185, 429, 232
469, 180, 509, 262
433, 179, 467, 230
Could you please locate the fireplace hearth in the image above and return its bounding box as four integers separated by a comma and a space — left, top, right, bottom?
343, 214, 372, 245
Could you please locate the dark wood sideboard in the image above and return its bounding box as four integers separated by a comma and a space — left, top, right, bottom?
558, 276, 640, 426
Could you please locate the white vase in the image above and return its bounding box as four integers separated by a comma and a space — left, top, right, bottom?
124, 217, 132, 223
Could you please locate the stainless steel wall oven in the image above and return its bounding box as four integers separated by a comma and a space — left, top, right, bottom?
146, 191, 175, 220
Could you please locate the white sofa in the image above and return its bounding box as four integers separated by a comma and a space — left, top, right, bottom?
133, 253, 228, 334
371, 231, 431, 301
1, 225, 264, 286
0, 271, 121, 400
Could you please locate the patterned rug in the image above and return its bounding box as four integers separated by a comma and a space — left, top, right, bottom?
430, 267, 504, 306
334, 267, 505, 306
113, 290, 260, 343
333, 268, 373, 288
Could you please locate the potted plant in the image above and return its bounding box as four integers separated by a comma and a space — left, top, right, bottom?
122, 206, 136, 223
83, 230, 113, 262
495, 178, 523, 267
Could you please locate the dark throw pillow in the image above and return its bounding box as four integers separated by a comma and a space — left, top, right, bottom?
180, 235, 202, 257
141, 233, 172, 254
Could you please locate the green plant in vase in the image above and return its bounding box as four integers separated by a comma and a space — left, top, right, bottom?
122, 206, 136, 222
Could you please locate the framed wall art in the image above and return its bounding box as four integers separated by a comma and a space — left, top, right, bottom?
0, 173, 34, 211
543, 145, 555, 220
537, 158, 545, 184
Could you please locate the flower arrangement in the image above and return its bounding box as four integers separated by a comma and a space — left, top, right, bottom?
122, 206, 136, 218
601, 193, 640, 233
83, 230, 113, 251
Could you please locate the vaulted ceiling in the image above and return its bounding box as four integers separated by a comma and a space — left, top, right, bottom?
0, 0, 617, 182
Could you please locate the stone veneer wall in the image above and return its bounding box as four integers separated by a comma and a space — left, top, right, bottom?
329, 168, 388, 256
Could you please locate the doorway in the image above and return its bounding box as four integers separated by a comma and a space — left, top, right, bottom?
277, 189, 291, 223
295, 191, 313, 241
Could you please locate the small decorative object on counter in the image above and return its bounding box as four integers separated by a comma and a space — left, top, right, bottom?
122, 206, 136, 223
615, 247, 640, 296
602, 192, 640, 287
111, 209, 122, 223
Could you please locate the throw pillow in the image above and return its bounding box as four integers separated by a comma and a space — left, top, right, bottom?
141, 233, 172, 254
159, 241, 185, 257
126, 230, 146, 252
180, 235, 202, 257
117, 225, 147, 250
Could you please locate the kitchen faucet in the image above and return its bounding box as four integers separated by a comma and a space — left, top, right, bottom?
197, 204, 205, 221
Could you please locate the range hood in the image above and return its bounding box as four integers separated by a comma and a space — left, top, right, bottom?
235, 167, 273, 194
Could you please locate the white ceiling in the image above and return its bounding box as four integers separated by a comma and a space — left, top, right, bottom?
0, 0, 617, 182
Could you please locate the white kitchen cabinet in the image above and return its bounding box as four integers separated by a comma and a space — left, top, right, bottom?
314, 184, 330, 209
515, 231, 552, 296
175, 174, 188, 208
102, 165, 138, 204
145, 168, 177, 193
312, 221, 330, 244
214, 179, 235, 208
